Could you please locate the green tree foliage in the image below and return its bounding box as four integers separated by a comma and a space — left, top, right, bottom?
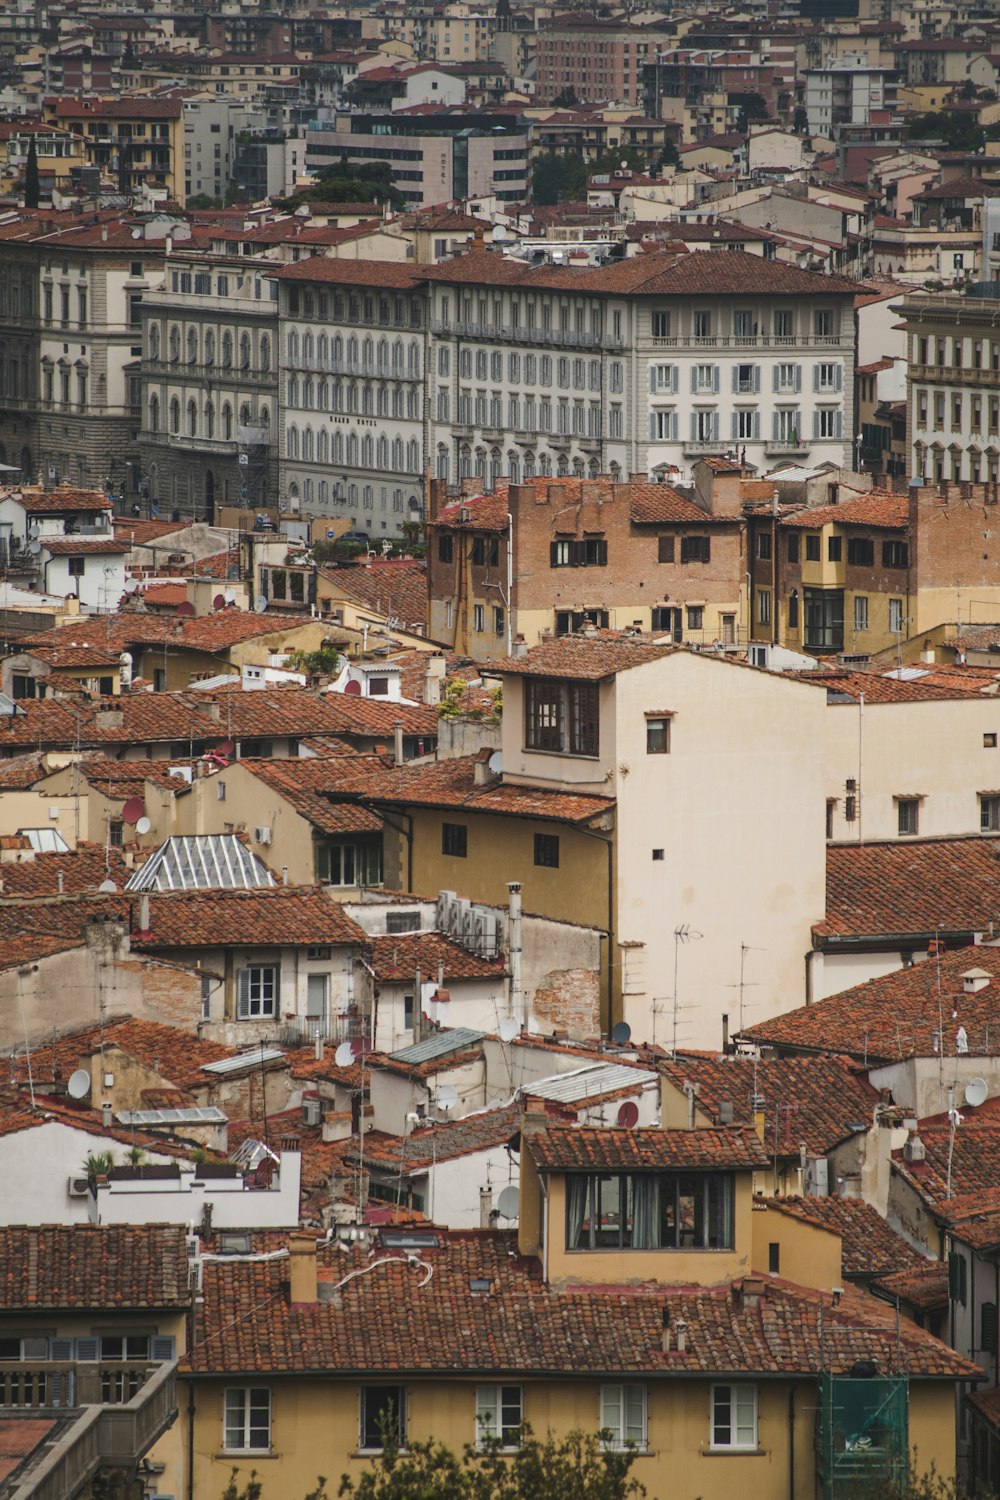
337, 1426, 648, 1500
24, 137, 39, 210
278, 157, 406, 213
532, 146, 654, 206
906, 110, 984, 152
551, 85, 578, 107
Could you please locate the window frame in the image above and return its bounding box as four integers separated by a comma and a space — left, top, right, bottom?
533, 832, 560, 868
442, 822, 468, 858
567, 1170, 734, 1252
224, 1387, 271, 1453
600, 1383, 647, 1452
710, 1383, 757, 1452
646, 717, 671, 755
524, 679, 599, 758
475, 1384, 523, 1449
236, 964, 278, 1019
897, 798, 920, 837
360, 1384, 407, 1452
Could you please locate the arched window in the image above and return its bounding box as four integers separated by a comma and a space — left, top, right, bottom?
377, 386, 388, 417
148, 394, 159, 432
490, 448, 502, 488
475, 448, 486, 482
392, 437, 404, 470
392, 386, 403, 418
347, 384, 358, 414
539, 451, 552, 477
317, 379, 328, 410
572, 456, 584, 477
347, 336, 359, 371
303, 427, 314, 462
149, 325, 160, 361
557, 453, 569, 476
376, 436, 388, 467
318, 333, 328, 366
222, 332, 233, 368
259, 405, 270, 429
303, 377, 314, 410
168, 326, 180, 363
259, 334, 269, 371
204, 329, 215, 366
239, 333, 250, 369
332, 382, 343, 412
239, 402, 251, 427
187, 328, 197, 364
287, 330, 299, 363
288, 481, 299, 506
205, 400, 215, 438
187, 398, 197, 436
361, 434, 373, 467
588, 457, 599, 478
407, 439, 419, 472
318, 428, 329, 463
303, 331, 314, 364
406, 389, 417, 420
508, 452, 520, 484
408, 341, 420, 378
392, 340, 403, 373
459, 445, 471, 479
363, 337, 373, 372
333, 334, 343, 367
287, 375, 298, 406
288, 425, 300, 460
346, 432, 358, 465
437, 445, 449, 481
362, 385, 373, 416
333, 431, 344, 463
169, 396, 180, 433
378, 338, 388, 372
222, 402, 232, 440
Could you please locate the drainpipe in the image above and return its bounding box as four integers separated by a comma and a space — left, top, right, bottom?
787, 1386, 795, 1500
506, 511, 513, 656
413, 965, 422, 1044
507, 880, 524, 1030
575, 823, 615, 1036
186, 1380, 195, 1500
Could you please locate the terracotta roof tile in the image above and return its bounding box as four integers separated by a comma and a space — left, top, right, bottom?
931, 1184, 1000, 1248
14, 1016, 238, 1092
241, 755, 382, 834
18, 487, 112, 514
0, 846, 131, 898
433, 491, 512, 533
629, 485, 735, 525
892, 1121, 1000, 1206
134, 888, 368, 950
490, 634, 673, 681
780, 490, 907, 530
0, 1225, 189, 1308
41, 537, 129, 555
319, 559, 428, 629
742, 944, 1000, 1062
765, 1196, 927, 1278
347, 1102, 520, 1170
369, 931, 503, 982
872, 1261, 948, 1312
969, 1387, 1000, 1430
817, 837, 1000, 941
183, 1229, 977, 1379
527, 1124, 770, 1172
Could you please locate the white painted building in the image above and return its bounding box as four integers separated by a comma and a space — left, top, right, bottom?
803, 65, 890, 138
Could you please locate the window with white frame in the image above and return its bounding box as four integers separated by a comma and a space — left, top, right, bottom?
981, 795, 1000, 832
650, 364, 678, 394
600, 1384, 646, 1450
775, 363, 800, 392
888, 597, 903, 634
224, 1388, 271, 1451
711, 1384, 757, 1450
476, 1385, 522, 1447
815, 362, 841, 391
649, 409, 677, 441
237, 965, 278, 1019
735, 409, 758, 441
854, 595, 869, 632
693, 363, 717, 393
361, 1385, 406, 1450
815, 407, 842, 439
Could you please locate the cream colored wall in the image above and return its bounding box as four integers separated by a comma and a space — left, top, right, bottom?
825, 697, 1000, 842
0, 789, 85, 844
812, 947, 924, 1003
751, 1203, 842, 1291
613, 653, 827, 1048
170, 763, 312, 884
913, 584, 1000, 637
502, 674, 617, 792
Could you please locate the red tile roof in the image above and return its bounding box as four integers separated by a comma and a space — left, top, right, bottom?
433, 492, 512, 533
0, 846, 131, 898
349, 1102, 520, 1170
780, 490, 907, 530
133, 888, 368, 950
818, 837, 1000, 941
21, 643, 122, 669
660, 1054, 878, 1156
629, 485, 735, 525
320, 559, 428, 629
369, 931, 502, 982
742, 944, 1000, 1062
931, 1184, 1000, 1249
42, 537, 129, 556
892, 1121, 1000, 1206
969, 1387, 1000, 1431
183, 1229, 978, 1379
19, 487, 112, 514
490, 634, 673, 681
14, 1016, 238, 1093
0, 1225, 189, 1307
527, 1124, 770, 1172
872, 1262, 949, 1313
240, 755, 382, 835
765, 1196, 927, 1278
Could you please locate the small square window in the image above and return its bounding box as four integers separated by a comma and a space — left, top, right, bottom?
986, 733, 997, 748
897, 798, 919, 837
646, 718, 670, 754
652, 848, 665, 860
534, 832, 559, 868
442, 822, 467, 857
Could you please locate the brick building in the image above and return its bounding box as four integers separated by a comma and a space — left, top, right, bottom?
426, 475, 746, 659
535, 18, 673, 107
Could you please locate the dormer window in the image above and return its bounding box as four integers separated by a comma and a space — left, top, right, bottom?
524, 678, 599, 758
566, 1170, 733, 1251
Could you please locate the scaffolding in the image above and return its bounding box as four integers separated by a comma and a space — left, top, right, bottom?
816, 1373, 909, 1500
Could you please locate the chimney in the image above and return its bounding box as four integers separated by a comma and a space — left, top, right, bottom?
473, 747, 494, 785
393, 721, 404, 765
101, 1101, 112, 1128
139, 894, 150, 933
508, 881, 524, 1030
675, 1319, 687, 1352
721, 1012, 729, 1053
661, 1306, 670, 1352
512, 633, 528, 658
480, 1186, 493, 1228
287, 1231, 318, 1304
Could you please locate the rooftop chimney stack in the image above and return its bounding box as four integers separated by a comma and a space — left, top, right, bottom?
288, 1231, 318, 1304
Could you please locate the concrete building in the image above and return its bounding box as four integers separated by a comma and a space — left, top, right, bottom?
802, 64, 892, 137
535, 18, 672, 107
41, 95, 184, 199
900, 292, 1000, 483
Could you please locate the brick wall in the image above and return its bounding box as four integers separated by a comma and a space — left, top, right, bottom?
531, 966, 601, 1038
911, 480, 1000, 589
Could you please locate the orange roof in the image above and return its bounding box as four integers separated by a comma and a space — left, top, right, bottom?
781, 490, 907, 530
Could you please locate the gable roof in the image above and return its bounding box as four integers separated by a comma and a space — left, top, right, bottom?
491, 635, 674, 681
817, 837, 1000, 942
0, 1225, 189, 1308
133, 888, 368, 950
765, 1196, 928, 1278
780, 490, 907, 530
527, 1124, 769, 1172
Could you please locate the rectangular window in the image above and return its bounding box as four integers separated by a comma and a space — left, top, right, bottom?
805, 534, 820, 562
437, 534, 453, 564
533, 832, 559, 868
847, 537, 874, 567
67, 556, 85, 577
757, 532, 772, 561
442, 822, 467, 858
361, 1385, 406, 1451
981, 796, 1000, 832
652, 311, 671, 337
686, 605, 703, 631
525, 679, 599, 757
658, 535, 675, 563
828, 536, 842, 563
680, 535, 710, 564
494, 606, 505, 637
601, 1384, 646, 1451
224, 1388, 271, 1452
568, 1171, 733, 1251
472, 537, 499, 567
711, 1385, 757, 1450
757, 590, 771, 626
882, 540, 909, 569
237, 966, 277, 1019
646, 717, 670, 754
897, 798, 919, 836
889, 598, 904, 634
476, 1385, 522, 1448
804, 588, 844, 652
550, 540, 572, 568
814, 309, 834, 337
854, 596, 869, 632
787, 532, 799, 564
473, 604, 485, 633
693, 310, 712, 338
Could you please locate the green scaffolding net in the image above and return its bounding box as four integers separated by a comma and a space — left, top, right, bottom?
816, 1372, 909, 1500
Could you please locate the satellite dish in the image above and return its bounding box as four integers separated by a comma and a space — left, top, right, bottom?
498, 1016, 519, 1042
176, 600, 196, 616
135, 815, 151, 835
965, 1077, 989, 1108
617, 1100, 639, 1129
334, 1041, 355, 1068
213, 593, 226, 610
343, 678, 362, 695
254, 595, 268, 613
121, 797, 145, 826
611, 1020, 632, 1046
28, 540, 41, 555
488, 751, 504, 776
224, 588, 236, 605
67, 1068, 91, 1100
97, 879, 118, 894
496, 1184, 520, 1218
217, 740, 234, 757
436, 1083, 458, 1112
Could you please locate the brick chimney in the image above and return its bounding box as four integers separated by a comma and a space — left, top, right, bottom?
288, 1231, 318, 1304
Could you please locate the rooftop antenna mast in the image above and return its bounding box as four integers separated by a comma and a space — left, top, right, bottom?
671, 924, 702, 1059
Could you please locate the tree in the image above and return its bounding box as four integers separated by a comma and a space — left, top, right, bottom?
24, 137, 39, 210
906, 110, 984, 152
337, 1426, 648, 1500
551, 85, 578, 107
278, 157, 406, 214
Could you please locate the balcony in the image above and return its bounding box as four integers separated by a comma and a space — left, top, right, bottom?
682, 438, 728, 456
430, 320, 623, 352
765, 437, 809, 456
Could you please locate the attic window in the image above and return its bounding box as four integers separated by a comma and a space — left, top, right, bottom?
218, 1232, 251, 1255
469, 1278, 491, 1294
379, 1230, 440, 1250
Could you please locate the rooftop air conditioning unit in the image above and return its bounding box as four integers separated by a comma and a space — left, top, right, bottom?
303, 1098, 322, 1127
68, 1176, 90, 1197
254, 826, 272, 845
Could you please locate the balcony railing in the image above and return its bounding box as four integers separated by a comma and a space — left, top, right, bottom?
765, 437, 810, 455
682, 438, 728, 456
0, 1360, 167, 1411
430, 320, 623, 351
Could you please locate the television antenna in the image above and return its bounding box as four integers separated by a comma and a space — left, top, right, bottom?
670, 925, 702, 1058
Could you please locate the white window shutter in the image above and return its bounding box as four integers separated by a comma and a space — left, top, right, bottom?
49, 1338, 74, 1362
835, 365, 843, 392
731, 366, 739, 394
813, 365, 820, 392
731, 412, 739, 441
648, 367, 656, 394
237, 969, 250, 1015
649, 413, 657, 440
795, 365, 802, 393
711, 411, 720, 440
813, 411, 820, 440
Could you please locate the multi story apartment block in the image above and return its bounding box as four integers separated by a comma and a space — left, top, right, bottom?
267, 248, 857, 532
140, 254, 278, 518
41, 96, 183, 199
535, 19, 672, 107
900, 292, 1000, 484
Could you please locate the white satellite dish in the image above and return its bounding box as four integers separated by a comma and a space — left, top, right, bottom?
498, 1016, 519, 1043
492, 224, 507, 242
67, 1068, 91, 1100
97, 879, 118, 893
224, 588, 236, 605
334, 1041, 355, 1069
496, 1185, 520, 1218
254, 595, 268, 613
27, 540, 41, 556
488, 751, 503, 776
965, 1077, 989, 1108
436, 1083, 458, 1112
135, 816, 151, 835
